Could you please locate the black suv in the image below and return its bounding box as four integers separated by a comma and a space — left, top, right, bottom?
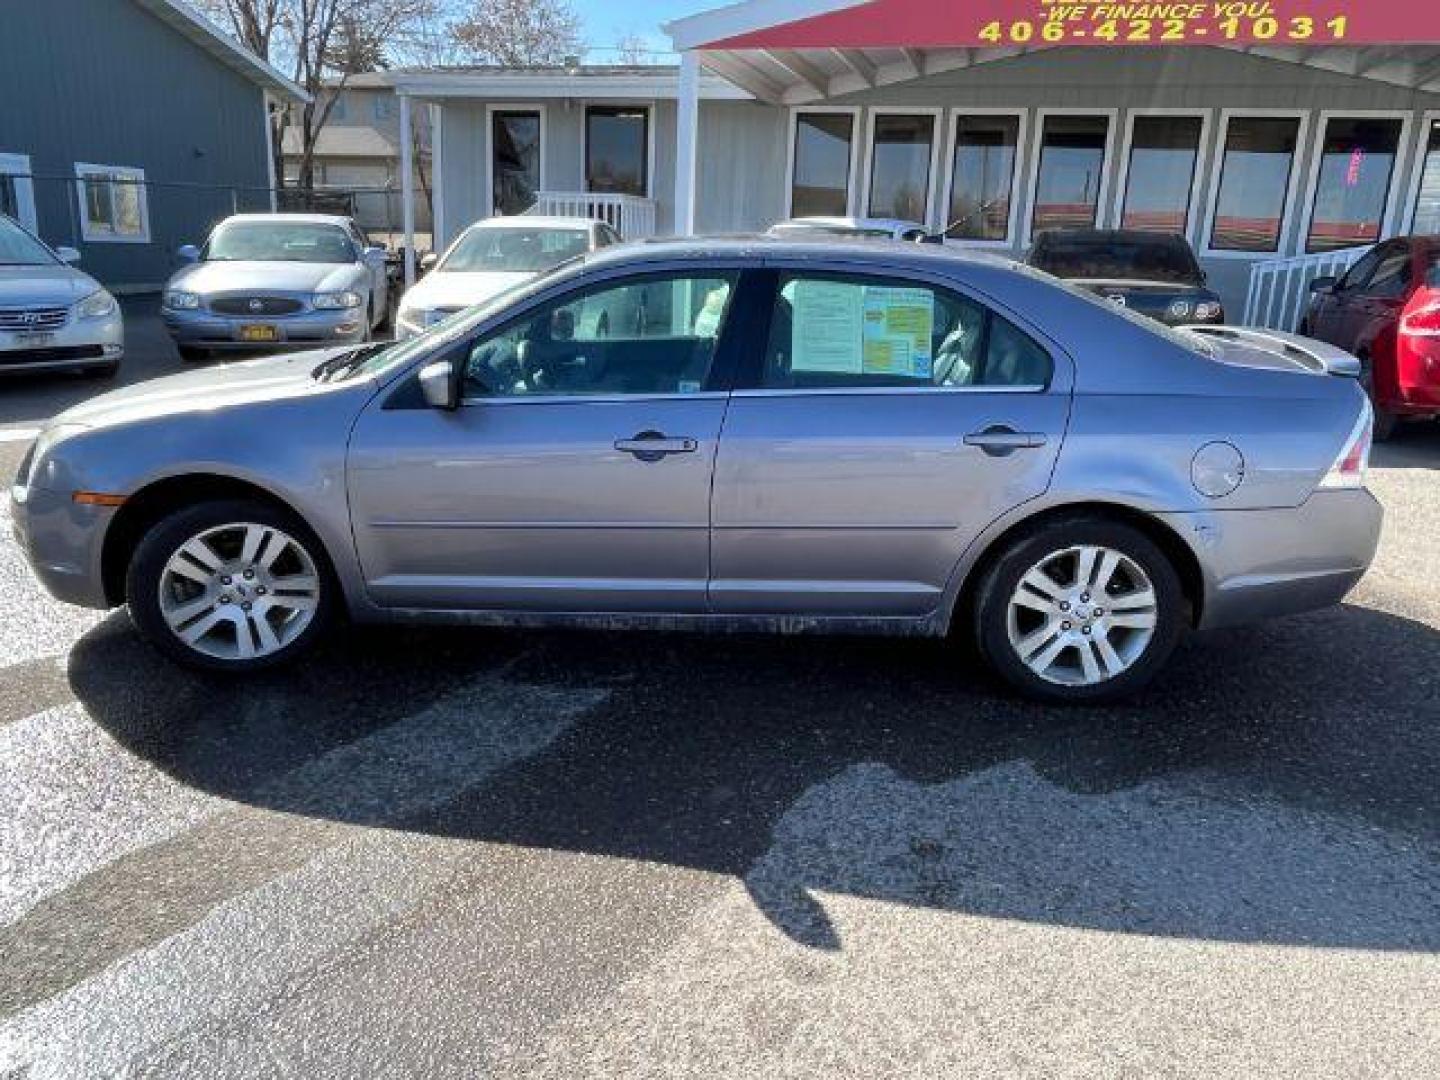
1028, 229, 1225, 326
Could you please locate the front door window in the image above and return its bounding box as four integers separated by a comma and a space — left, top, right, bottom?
491, 110, 541, 216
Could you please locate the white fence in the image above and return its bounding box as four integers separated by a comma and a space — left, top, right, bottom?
530, 192, 658, 240
1241, 245, 1371, 331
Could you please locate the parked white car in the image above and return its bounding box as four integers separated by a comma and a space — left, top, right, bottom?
0, 215, 122, 377
394, 217, 621, 340
768, 217, 938, 243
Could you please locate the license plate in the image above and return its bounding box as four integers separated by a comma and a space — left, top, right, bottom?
12, 331, 55, 347
239, 323, 278, 342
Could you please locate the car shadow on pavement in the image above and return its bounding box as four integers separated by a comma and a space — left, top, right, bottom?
1372, 422, 1440, 468
67, 600, 1440, 953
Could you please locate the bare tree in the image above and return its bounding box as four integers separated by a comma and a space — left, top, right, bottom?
196, 0, 436, 191
452, 0, 584, 66
612, 34, 653, 66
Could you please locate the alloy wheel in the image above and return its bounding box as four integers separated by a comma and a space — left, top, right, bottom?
157, 521, 321, 661
1004, 544, 1158, 687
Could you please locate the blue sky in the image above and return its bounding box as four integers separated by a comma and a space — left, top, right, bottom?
572, 0, 710, 60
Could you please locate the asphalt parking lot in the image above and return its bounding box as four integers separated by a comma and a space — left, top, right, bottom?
2, 304, 1440, 1077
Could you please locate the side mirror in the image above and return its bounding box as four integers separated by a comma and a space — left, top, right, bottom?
55, 246, 81, 265
363, 245, 387, 266
418, 359, 459, 410
419, 251, 439, 274
177, 244, 201, 264
1309, 275, 1338, 293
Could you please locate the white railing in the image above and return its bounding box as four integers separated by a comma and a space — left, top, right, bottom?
529, 192, 658, 240
1242, 245, 1371, 331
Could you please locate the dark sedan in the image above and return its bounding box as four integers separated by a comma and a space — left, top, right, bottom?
1028, 230, 1225, 327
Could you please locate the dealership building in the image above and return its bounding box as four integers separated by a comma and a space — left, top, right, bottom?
387, 0, 1440, 320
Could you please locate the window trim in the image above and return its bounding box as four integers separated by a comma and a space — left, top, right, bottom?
484, 103, 548, 219
1402, 109, 1440, 234
784, 106, 862, 219
1200, 109, 1310, 260
860, 107, 944, 228
1297, 109, 1412, 256
581, 102, 655, 199
939, 107, 1029, 249
0, 152, 37, 233
1023, 108, 1120, 247
737, 265, 1057, 395
73, 162, 150, 244
1110, 108, 1212, 245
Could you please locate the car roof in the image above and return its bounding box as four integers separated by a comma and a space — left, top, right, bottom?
774, 216, 926, 232
579, 233, 1014, 274
216, 213, 354, 227
464, 216, 599, 231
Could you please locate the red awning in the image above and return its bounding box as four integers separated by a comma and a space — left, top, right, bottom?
703, 0, 1440, 50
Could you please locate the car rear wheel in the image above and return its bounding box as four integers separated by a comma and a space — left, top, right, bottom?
126, 499, 334, 672
972, 518, 1186, 704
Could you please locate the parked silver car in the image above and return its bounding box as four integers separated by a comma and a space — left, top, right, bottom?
0, 215, 123, 377
161, 213, 389, 361
13, 239, 1381, 702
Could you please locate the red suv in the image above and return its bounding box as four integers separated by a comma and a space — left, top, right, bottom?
1300, 236, 1440, 439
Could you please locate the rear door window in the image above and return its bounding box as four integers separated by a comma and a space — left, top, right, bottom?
757, 272, 1052, 390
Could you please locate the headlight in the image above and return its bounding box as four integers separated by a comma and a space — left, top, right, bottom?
22, 422, 90, 491
75, 289, 118, 320
1194, 301, 1224, 322
164, 290, 200, 310
1166, 299, 1192, 321
314, 291, 363, 310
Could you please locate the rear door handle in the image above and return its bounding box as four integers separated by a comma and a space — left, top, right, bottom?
964, 426, 1049, 456
615, 431, 698, 461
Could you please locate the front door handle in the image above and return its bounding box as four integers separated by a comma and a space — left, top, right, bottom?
964, 426, 1049, 456
615, 431, 698, 462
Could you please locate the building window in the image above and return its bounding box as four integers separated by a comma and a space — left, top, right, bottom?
1413, 118, 1440, 234
945, 114, 1021, 242
74, 163, 149, 243
1120, 115, 1204, 235
867, 113, 936, 223
491, 109, 541, 216
0, 176, 17, 221
1031, 114, 1111, 235
790, 111, 855, 218
1209, 116, 1301, 253
1306, 116, 1403, 253
327, 94, 347, 122
373, 96, 394, 122
585, 106, 649, 197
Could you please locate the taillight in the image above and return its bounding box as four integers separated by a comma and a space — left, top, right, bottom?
1400, 289, 1440, 337
1318, 397, 1373, 490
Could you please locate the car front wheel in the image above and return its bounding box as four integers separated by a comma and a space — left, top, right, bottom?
972, 518, 1186, 703
126, 499, 333, 672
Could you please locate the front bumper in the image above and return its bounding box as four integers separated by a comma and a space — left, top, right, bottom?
0, 312, 123, 374
163, 306, 367, 351
10, 481, 115, 609
1158, 488, 1384, 630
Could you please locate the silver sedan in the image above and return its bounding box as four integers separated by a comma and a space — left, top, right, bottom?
161, 213, 389, 362
12, 239, 1381, 702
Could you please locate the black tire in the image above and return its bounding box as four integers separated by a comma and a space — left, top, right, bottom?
971, 516, 1186, 704
177, 345, 209, 363
1359, 354, 1400, 442
125, 498, 336, 673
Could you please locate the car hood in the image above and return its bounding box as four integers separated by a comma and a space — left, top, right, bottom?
402, 270, 534, 312
0, 263, 100, 307
167, 260, 359, 295
56, 346, 364, 430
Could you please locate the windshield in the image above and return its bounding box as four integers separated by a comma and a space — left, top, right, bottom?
439, 227, 590, 273
1032, 236, 1203, 284
0, 216, 58, 267
325, 256, 588, 382
205, 221, 356, 264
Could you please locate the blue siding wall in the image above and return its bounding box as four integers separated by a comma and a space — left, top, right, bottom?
0, 0, 272, 289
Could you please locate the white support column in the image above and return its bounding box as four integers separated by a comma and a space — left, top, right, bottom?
400, 92, 416, 287
675, 50, 701, 236
429, 103, 445, 251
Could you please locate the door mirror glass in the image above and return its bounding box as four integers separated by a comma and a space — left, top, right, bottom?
418, 359, 459, 410
54, 246, 81, 265
1309, 275, 1338, 293
177, 243, 200, 264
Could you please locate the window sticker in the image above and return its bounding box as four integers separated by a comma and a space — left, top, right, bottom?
791, 280, 866, 373
790, 282, 937, 378
862, 286, 934, 378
